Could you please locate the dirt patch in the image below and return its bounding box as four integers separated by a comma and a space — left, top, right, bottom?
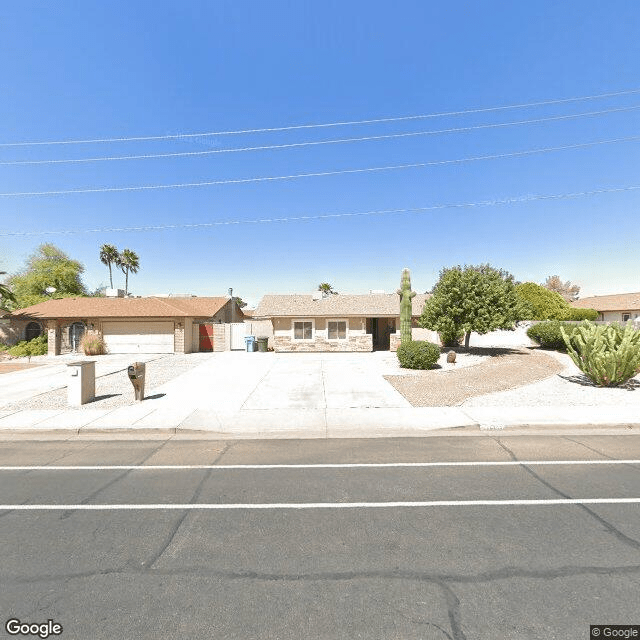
384, 348, 564, 406
0, 363, 43, 374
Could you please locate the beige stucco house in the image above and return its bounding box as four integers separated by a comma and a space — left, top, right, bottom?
252, 292, 434, 352
9, 296, 245, 355
572, 292, 640, 324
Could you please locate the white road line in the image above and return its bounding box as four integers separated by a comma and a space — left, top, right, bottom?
0, 460, 639, 471
1, 498, 639, 510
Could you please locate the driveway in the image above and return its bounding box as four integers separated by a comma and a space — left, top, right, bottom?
147, 351, 412, 411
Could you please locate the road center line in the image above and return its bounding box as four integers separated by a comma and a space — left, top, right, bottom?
0, 460, 638, 471
1, 498, 639, 510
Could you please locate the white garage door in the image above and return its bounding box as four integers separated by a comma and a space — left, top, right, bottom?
102, 321, 174, 354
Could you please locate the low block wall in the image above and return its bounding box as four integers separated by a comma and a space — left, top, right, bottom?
274, 335, 373, 352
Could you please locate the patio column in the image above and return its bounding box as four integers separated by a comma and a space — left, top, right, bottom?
46, 320, 60, 356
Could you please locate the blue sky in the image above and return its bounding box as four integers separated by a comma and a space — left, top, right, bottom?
1, 1, 639, 306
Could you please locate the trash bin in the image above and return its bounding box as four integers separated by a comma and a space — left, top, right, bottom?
127, 362, 146, 401
257, 337, 268, 352
244, 336, 256, 352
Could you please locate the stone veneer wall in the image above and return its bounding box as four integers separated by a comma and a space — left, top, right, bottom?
274, 334, 372, 352
174, 323, 184, 353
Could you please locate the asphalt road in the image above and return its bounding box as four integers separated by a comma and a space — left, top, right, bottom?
0, 434, 639, 640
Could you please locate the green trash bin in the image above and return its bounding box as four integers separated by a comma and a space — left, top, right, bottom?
257, 337, 269, 352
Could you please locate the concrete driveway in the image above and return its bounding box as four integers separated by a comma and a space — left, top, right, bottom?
147, 351, 412, 411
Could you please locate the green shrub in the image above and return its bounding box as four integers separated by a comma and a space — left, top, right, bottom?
561, 321, 640, 387
80, 334, 106, 356
564, 308, 599, 321
397, 340, 441, 369
8, 334, 48, 358
0, 343, 9, 351
527, 321, 578, 350
516, 283, 569, 320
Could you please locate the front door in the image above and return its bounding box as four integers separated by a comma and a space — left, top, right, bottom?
199, 324, 214, 351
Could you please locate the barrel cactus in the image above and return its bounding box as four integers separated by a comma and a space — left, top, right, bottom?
560, 321, 640, 387
397, 268, 416, 345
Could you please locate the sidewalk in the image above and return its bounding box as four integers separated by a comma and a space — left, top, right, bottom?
0, 405, 639, 439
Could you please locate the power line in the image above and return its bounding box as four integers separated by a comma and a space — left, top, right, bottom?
1, 134, 639, 197
2, 87, 640, 147
3, 104, 639, 166
1, 184, 638, 237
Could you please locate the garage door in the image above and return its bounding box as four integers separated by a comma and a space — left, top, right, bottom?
102, 321, 174, 354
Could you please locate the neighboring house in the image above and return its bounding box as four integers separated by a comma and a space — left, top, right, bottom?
572, 292, 640, 324
0, 310, 44, 346
252, 292, 433, 352
9, 295, 245, 356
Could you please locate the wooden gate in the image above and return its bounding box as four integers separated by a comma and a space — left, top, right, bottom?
199, 323, 214, 351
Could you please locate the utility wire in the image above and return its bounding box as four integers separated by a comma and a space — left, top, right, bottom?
1, 134, 639, 197
1, 184, 638, 237
2, 104, 640, 166
2, 87, 640, 147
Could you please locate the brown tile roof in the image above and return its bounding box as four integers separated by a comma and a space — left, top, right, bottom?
572, 292, 640, 311
10, 296, 233, 319
254, 293, 430, 318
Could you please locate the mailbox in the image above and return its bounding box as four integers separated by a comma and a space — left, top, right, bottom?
127, 362, 146, 401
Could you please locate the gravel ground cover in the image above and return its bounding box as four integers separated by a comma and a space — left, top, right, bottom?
385, 348, 564, 406
2, 352, 215, 411
463, 349, 640, 407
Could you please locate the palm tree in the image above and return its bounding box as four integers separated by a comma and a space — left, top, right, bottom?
119, 249, 140, 295
0, 272, 16, 307
318, 283, 338, 297
99, 244, 121, 288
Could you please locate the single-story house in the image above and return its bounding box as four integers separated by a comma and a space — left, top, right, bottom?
572, 292, 640, 324
9, 295, 246, 356
0, 310, 46, 346
252, 292, 434, 352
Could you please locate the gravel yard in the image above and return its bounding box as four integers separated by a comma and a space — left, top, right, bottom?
385, 348, 565, 406
2, 352, 215, 411
463, 349, 640, 407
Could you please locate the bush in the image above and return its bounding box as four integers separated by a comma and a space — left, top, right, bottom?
80, 334, 106, 356
0, 343, 9, 351
527, 321, 578, 350
515, 283, 569, 320
564, 308, 599, 321
561, 321, 640, 387
8, 334, 48, 358
397, 340, 441, 369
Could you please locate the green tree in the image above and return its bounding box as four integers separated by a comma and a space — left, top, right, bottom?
516, 282, 572, 320
234, 297, 248, 309
6, 244, 87, 310
419, 264, 519, 349
99, 244, 121, 289
119, 249, 140, 295
318, 283, 338, 296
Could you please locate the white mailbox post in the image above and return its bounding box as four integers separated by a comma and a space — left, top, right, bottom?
67, 361, 96, 406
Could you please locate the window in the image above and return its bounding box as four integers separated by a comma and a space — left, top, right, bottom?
293, 320, 313, 340
327, 320, 347, 340
622, 313, 631, 322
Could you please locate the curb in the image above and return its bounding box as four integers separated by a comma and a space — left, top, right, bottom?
0, 423, 639, 440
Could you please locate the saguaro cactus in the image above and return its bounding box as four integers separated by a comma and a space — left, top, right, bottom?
397, 268, 416, 345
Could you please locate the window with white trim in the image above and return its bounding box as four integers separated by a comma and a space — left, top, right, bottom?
293, 320, 314, 340
327, 319, 347, 340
